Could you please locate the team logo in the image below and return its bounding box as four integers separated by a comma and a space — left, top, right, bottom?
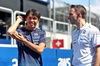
34, 33, 38, 35
82, 30, 86, 34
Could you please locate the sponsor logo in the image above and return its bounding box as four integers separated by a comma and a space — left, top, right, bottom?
58, 58, 71, 66
12, 58, 18, 66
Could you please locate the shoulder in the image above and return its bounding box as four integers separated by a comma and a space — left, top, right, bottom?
88, 24, 99, 33
16, 27, 25, 32
86, 24, 100, 36
36, 28, 46, 34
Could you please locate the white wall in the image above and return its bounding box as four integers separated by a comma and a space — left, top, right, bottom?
46, 31, 72, 49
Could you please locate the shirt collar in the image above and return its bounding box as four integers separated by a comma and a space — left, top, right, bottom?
25, 26, 36, 31
79, 23, 89, 30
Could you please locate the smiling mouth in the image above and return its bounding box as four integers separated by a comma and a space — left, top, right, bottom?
30, 22, 34, 25
30, 22, 36, 26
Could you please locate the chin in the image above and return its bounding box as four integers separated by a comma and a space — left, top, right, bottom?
32, 26, 35, 28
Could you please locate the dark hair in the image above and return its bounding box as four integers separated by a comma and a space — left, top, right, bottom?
25, 9, 41, 20
71, 5, 87, 19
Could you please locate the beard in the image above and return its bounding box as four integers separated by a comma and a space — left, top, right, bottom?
70, 18, 77, 24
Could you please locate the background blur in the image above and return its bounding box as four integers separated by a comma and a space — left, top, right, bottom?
0, 0, 99, 66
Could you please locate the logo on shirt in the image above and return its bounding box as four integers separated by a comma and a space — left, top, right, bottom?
34, 33, 38, 35
82, 30, 86, 34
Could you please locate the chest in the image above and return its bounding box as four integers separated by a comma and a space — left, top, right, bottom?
72, 30, 91, 47
23, 31, 41, 45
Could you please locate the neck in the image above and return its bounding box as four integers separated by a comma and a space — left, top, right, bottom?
25, 26, 36, 30
76, 19, 85, 30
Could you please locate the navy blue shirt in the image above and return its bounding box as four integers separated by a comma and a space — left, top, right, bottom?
16, 27, 46, 66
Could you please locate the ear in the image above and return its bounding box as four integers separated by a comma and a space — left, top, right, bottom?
37, 19, 40, 23
78, 12, 81, 17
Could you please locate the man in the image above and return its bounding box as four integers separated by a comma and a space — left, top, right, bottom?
68, 5, 100, 66
7, 9, 46, 66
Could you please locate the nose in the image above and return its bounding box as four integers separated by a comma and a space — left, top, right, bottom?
31, 19, 34, 22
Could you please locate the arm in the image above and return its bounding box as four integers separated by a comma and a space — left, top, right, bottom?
7, 16, 22, 37
23, 38, 46, 54
13, 33, 46, 54
94, 45, 100, 66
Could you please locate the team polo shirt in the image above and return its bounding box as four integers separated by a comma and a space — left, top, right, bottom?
16, 27, 46, 66
72, 23, 100, 66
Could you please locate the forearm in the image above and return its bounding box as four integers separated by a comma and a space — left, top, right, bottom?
94, 53, 100, 66
7, 20, 20, 35
7, 16, 22, 36
23, 39, 45, 54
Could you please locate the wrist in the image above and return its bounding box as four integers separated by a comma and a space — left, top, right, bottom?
16, 19, 22, 23
22, 38, 27, 43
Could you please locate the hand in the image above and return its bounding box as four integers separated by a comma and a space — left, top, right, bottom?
17, 16, 23, 23
13, 33, 26, 43
11, 31, 18, 38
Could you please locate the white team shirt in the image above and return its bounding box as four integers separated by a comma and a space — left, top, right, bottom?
72, 23, 100, 66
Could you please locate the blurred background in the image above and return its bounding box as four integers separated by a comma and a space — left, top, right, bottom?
0, 0, 99, 66
0, 0, 99, 49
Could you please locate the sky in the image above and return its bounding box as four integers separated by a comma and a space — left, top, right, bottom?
61, 0, 100, 15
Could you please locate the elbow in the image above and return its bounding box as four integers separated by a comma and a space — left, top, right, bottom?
7, 30, 14, 36
38, 49, 44, 54
7, 30, 11, 36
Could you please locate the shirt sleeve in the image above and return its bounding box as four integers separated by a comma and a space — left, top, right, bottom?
39, 31, 46, 44
16, 28, 21, 33
92, 28, 100, 47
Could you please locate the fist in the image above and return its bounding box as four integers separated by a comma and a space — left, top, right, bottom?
17, 16, 23, 22
15, 31, 18, 35
19, 16, 23, 20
